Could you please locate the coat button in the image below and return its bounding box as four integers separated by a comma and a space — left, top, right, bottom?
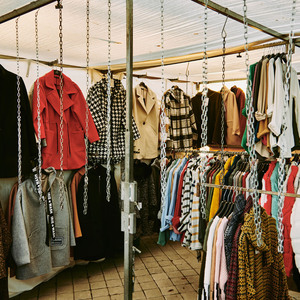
143, 122, 146, 125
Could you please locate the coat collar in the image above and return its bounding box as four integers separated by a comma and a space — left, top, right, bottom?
43, 70, 78, 119
135, 84, 156, 114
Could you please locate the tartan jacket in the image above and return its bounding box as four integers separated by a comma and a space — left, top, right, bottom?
164, 87, 197, 149
87, 78, 140, 164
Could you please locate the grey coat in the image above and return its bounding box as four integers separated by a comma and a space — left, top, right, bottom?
11, 168, 75, 280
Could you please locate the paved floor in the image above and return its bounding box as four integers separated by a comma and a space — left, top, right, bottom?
11, 234, 200, 300
11, 234, 300, 300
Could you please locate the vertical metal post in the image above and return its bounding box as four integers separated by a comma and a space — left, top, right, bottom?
123, 0, 134, 299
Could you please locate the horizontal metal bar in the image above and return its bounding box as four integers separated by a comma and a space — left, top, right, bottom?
169, 148, 248, 156
191, 0, 300, 48
0, 0, 56, 24
204, 182, 300, 199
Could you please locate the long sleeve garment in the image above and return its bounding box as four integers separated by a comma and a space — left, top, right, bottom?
214, 217, 228, 300
32, 70, 99, 170
291, 184, 300, 274
191, 89, 222, 146
282, 164, 299, 277
210, 219, 222, 300
87, 78, 140, 164
168, 157, 188, 241
241, 62, 258, 152
260, 161, 276, 215
237, 208, 290, 300
222, 86, 241, 146
178, 160, 197, 234
132, 84, 160, 159
12, 168, 75, 280
202, 216, 220, 300
271, 162, 280, 228
224, 194, 246, 270
165, 86, 198, 149
231, 86, 246, 139
172, 161, 189, 234
209, 157, 233, 220
226, 196, 253, 300
158, 160, 180, 246
0, 65, 37, 177
74, 164, 122, 260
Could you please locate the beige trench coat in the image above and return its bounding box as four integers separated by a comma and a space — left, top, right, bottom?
132, 84, 160, 159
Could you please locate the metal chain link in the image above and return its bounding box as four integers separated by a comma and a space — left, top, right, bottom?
220, 19, 227, 185
199, 0, 209, 220
277, 0, 296, 253
243, 0, 262, 247
16, 17, 22, 190
57, 0, 64, 210
83, 0, 90, 214
160, 0, 167, 219
35, 10, 43, 204
106, 0, 112, 202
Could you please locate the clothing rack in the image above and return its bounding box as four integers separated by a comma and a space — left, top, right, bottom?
168, 148, 249, 156
204, 182, 300, 199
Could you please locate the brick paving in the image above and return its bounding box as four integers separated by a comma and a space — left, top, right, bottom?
11, 234, 300, 300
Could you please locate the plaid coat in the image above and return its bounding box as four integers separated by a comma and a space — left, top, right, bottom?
164, 87, 197, 149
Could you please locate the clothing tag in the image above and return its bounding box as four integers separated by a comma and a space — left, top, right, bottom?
255, 249, 260, 254
110, 79, 114, 88
47, 191, 56, 239
204, 97, 209, 107
50, 237, 64, 246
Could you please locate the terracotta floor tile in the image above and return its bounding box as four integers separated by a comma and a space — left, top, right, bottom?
136, 275, 153, 283
57, 284, 74, 294
132, 290, 146, 299
90, 281, 106, 290
91, 288, 109, 297
108, 286, 123, 295
74, 290, 92, 300
73, 282, 90, 292
164, 295, 183, 300
143, 288, 162, 299
56, 293, 74, 300
181, 291, 198, 300
159, 286, 178, 295
139, 281, 157, 290
176, 284, 195, 293
106, 279, 122, 288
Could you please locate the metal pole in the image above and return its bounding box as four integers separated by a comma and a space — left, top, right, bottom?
0, 0, 57, 24
191, 0, 300, 48
123, 0, 135, 299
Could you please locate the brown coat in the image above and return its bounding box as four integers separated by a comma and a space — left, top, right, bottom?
222, 86, 241, 146
132, 84, 160, 159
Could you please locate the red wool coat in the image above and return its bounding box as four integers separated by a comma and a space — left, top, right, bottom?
32, 70, 99, 170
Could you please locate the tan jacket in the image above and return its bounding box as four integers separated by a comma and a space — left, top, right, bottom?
133, 84, 160, 159
222, 86, 241, 146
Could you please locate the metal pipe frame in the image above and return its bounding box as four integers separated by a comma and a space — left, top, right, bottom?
0, 0, 57, 24
191, 0, 300, 48
124, 0, 134, 299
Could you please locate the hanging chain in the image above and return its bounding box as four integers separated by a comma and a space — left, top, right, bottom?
220, 19, 227, 185
199, 0, 209, 220
243, 0, 262, 247
277, 0, 296, 253
35, 10, 43, 204
56, 0, 64, 210
83, 0, 90, 214
106, 0, 112, 202
16, 17, 22, 190
160, 0, 167, 217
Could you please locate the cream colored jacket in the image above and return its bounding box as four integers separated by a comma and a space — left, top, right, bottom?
133, 84, 160, 159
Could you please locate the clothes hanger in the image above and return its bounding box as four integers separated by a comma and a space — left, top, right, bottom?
139, 81, 148, 89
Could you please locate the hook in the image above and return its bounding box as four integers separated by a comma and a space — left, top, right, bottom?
221, 13, 229, 39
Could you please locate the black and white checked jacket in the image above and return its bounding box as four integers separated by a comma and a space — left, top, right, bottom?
87, 78, 140, 164
165, 87, 198, 149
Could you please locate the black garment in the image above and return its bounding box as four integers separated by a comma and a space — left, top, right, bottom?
74, 165, 122, 260
224, 193, 246, 270
0, 65, 37, 178
134, 160, 160, 237
191, 89, 223, 147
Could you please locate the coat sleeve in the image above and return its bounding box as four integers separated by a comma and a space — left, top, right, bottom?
291, 68, 300, 138
11, 187, 30, 267
73, 86, 100, 144
32, 80, 46, 140
230, 93, 241, 136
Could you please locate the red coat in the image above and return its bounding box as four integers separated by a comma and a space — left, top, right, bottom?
32, 70, 99, 170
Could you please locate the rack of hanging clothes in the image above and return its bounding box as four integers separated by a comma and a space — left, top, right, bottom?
241, 52, 300, 158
